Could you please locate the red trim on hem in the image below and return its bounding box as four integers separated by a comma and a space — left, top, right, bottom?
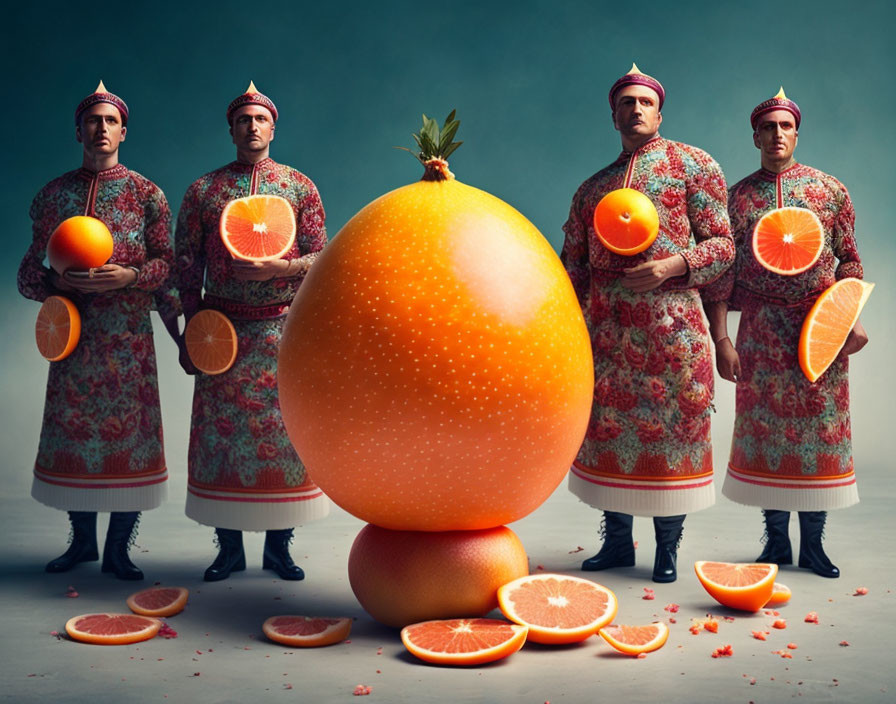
187, 488, 325, 503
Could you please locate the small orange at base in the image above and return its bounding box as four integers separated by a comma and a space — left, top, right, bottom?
126, 586, 189, 617
65, 613, 161, 645
592, 188, 659, 255
262, 616, 352, 647
220, 194, 296, 262
185, 309, 238, 375
694, 561, 778, 612
35, 296, 81, 362
400, 618, 528, 666
798, 278, 874, 382
764, 582, 792, 608
47, 215, 114, 274
497, 573, 618, 644
598, 622, 670, 656
752, 207, 824, 276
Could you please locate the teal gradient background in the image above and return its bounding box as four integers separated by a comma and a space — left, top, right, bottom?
2, 1, 893, 516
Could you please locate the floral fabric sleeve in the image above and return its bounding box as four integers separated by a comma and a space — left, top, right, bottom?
560, 182, 591, 308
18, 188, 55, 303
291, 174, 327, 275
175, 180, 207, 318
828, 180, 863, 281
679, 150, 734, 290
139, 184, 181, 316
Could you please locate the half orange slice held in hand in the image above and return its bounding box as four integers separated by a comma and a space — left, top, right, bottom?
598, 622, 670, 656
694, 561, 777, 612
35, 295, 81, 362
400, 618, 528, 666
65, 613, 161, 645
185, 309, 238, 375
220, 194, 296, 261
126, 586, 189, 617
799, 278, 873, 382
752, 207, 824, 275
262, 615, 352, 647
592, 188, 659, 256
497, 573, 618, 644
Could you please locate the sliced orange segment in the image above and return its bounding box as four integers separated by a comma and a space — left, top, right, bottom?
497, 573, 617, 644
764, 582, 792, 608
598, 622, 669, 656
799, 278, 873, 382
592, 188, 659, 256
65, 613, 161, 645
400, 618, 527, 666
35, 295, 81, 361
220, 194, 296, 262
752, 207, 824, 275
262, 615, 352, 647
126, 586, 189, 617
185, 309, 238, 375
694, 561, 777, 612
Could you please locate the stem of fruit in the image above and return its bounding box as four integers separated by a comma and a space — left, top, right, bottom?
422, 158, 454, 182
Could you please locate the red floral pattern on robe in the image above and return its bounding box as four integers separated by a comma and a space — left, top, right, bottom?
561, 137, 733, 513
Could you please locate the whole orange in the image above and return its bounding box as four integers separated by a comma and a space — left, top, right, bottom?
592, 187, 659, 255
348, 523, 529, 628
278, 157, 593, 531
47, 216, 114, 274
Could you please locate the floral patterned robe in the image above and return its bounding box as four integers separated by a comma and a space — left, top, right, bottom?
709, 164, 863, 510
561, 136, 734, 516
176, 157, 329, 530
19, 164, 177, 512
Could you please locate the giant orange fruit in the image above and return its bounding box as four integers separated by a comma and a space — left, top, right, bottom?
278, 113, 593, 531
47, 216, 114, 274
348, 523, 529, 628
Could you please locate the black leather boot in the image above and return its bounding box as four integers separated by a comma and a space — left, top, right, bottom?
582, 511, 635, 571
101, 512, 144, 580
46, 511, 99, 573
652, 514, 685, 583
204, 528, 246, 582
798, 511, 839, 578
263, 528, 305, 581
756, 509, 792, 564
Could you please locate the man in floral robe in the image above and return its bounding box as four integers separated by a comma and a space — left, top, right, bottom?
561, 64, 734, 582
175, 83, 329, 581
704, 89, 868, 577
19, 82, 180, 580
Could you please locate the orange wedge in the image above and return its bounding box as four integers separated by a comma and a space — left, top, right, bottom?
400, 618, 527, 666
220, 194, 296, 262
799, 278, 874, 382
598, 622, 670, 656
752, 207, 824, 275
65, 613, 161, 645
35, 295, 81, 361
185, 309, 238, 375
126, 587, 189, 617
262, 616, 352, 648
694, 561, 777, 612
497, 573, 617, 644
592, 188, 659, 256
764, 582, 792, 608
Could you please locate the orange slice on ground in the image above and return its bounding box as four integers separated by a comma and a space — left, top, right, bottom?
220, 194, 296, 261
799, 278, 874, 382
752, 207, 824, 275
262, 616, 352, 648
126, 587, 189, 617
400, 618, 528, 666
592, 188, 659, 256
65, 613, 161, 645
764, 582, 792, 608
35, 295, 81, 361
497, 573, 618, 644
598, 622, 670, 656
185, 309, 238, 375
694, 561, 777, 612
